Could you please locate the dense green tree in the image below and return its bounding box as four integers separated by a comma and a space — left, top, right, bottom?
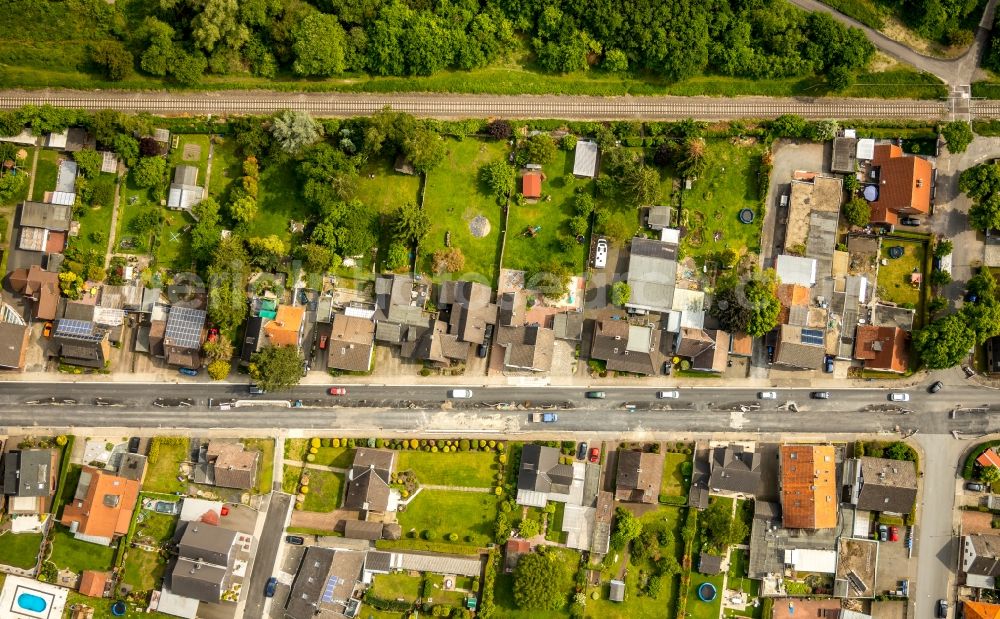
72, 149, 103, 179
89, 41, 133, 81
512, 550, 572, 611
959, 163, 1000, 232
113, 134, 139, 168
228, 195, 258, 224
968, 268, 998, 301
914, 313, 976, 369
826, 66, 854, 91
384, 241, 409, 271
610, 282, 631, 306
935, 239, 954, 257
391, 202, 430, 244
90, 179, 115, 207
246, 235, 286, 269
131, 156, 166, 188
603, 49, 628, 73
0, 174, 26, 204
207, 236, 250, 333
297, 243, 335, 273
130, 209, 163, 235
610, 507, 642, 550
292, 12, 347, 76
249, 345, 303, 392
191, 0, 248, 53
930, 269, 952, 288
519, 133, 557, 166
481, 160, 516, 200
139, 18, 175, 77
961, 299, 1000, 345
190, 197, 223, 262
942, 121, 974, 154
710, 271, 780, 337
842, 197, 871, 227
170, 48, 208, 85
702, 498, 748, 553
621, 165, 660, 205
402, 128, 446, 172
271, 110, 322, 155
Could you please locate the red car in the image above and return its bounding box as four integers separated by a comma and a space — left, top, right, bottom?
328, 387, 347, 396
889, 526, 899, 542
319, 335, 328, 350
589, 447, 600, 463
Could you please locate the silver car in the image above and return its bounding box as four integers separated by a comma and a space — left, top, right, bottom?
758, 391, 777, 400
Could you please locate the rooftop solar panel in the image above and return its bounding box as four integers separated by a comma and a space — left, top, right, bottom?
321, 575, 342, 603
54, 319, 104, 342
164, 306, 206, 349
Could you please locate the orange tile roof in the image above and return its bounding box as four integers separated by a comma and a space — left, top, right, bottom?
780, 445, 838, 529
871, 144, 932, 216
965, 601, 1000, 619
868, 201, 898, 226
776, 284, 810, 325
522, 172, 542, 198
978, 449, 1000, 470
60, 466, 140, 542
854, 325, 909, 373
730, 333, 753, 356
78, 570, 109, 597
264, 305, 304, 347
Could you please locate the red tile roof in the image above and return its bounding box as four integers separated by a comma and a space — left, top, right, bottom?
78, 570, 109, 597
965, 601, 1000, 619
522, 172, 542, 198
871, 143, 932, 216
60, 466, 140, 541
854, 325, 909, 373
264, 305, 304, 347
780, 445, 838, 529
978, 449, 1000, 470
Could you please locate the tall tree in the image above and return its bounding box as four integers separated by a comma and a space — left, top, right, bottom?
391, 202, 430, 244
292, 12, 347, 76
271, 110, 322, 155
249, 345, 303, 392
710, 271, 780, 337
914, 313, 976, 369
512, 551, 572, 611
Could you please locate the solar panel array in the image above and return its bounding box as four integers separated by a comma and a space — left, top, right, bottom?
800, 328, 824, 346
164, 306, 206, 349
55, 319, 103, 342
321, 575, 342, 603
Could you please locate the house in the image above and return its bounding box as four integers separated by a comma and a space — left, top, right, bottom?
866, 144, 933, 226
552, 311, 584, 341
161, 306, 207, 367
978, 448, 1000, 472
779, 445, 837, 529
52, 319, 111, 368
709, 444, 763, 497
963, 534, 1000, 589
675, 327, 728, 373
285, 547, 365, 619
79, 570, 110, 598
698, 552, 727, 575
965, 601, 1000, 619
59, 466, 140, 545
590, 310, 666, 376
262, 304, 305, 349
194, 441, 260, 490
522, 170, 542, 199
117, 453, 147, 483
9, 264, 60, 320
505, 538, 531, 573
0, 302, 30, 370
573, 140, 599, 178
516, 444, 577, 505
239, 315, 265, 365
328, 313, 375, 373
853, 326, 909, 373
18, 201, 72, 253
373, 274, 436, 356
495, 291, 556, 372
344, 448, 396, 514
775, 255, 817, 287
614, 450, 664, 504
439, 280, 498, 347
832, 135, 859, 173
609, 579, 625, 602
845, 456, 916, 515
167, 165, 205, 211
168, 522, 240, 602
2, 449, 57, 514
773, 324, 827, 370
625, 237, 678, 314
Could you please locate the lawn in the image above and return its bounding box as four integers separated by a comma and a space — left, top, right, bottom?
285, 439, 355, 469
283, 465, 302, 494
71, 172, 118, 256
248, 158, 311, 244
116, 174, 162, 254
723, 548, 762, 619
121, 545, 168, 592
877, 239, 926, 309
67, 591, 176, 619
31, 149, 60, 200
494, 547, 581, 619
207, 135, 241, 201
679, 140, 765, 263
242, 438, 275, 494
155, 208, 197, 271
48, 525, 117, 574
354, 155, 423, 216
300, 469, 345, 512
144, 437, 190, 494
420, 137, 509, 284
396, 490, 498, 547
370, 572, 422, 603
686, 572, 725, 619
0, 531, 43, 569
544, 501, 567, 544
169, 135, 211, 181
396, 450, 497, 487
660, 452, 692, 499
504, 149, 589, 273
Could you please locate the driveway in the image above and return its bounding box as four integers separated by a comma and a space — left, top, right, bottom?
243, 492, 292, 619
759, 140, 828, 269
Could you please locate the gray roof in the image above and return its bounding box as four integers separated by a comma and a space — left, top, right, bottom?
365, 550, 392, 574
517, 444, 574, 494
647, 206, 672, 230
343, 520, 384, 540
688, 445, 711, 509
626, 237, 678, 313
609, 579, 625, 602
699, 552, 726, 574
171, 558, 229, 602
573, 141, 599, 177
552, 311, 584, 340
344, 449, 394, 512
775, 324, 826, 370
174, 165, 199, 186
177, 522, 237, 567
117, 453, 147, 482
967, 534, 1000, 577
709, 445, 763, 496
855, 457, 917, 514
832, 137, 859, 173
20, 202, 72, 231
2, 450, 54, 497
0, 321, 28, 369
286, 547, 334, 619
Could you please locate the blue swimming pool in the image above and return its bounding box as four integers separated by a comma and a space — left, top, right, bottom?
17, 592, 47, 612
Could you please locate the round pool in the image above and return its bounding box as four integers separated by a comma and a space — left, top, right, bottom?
111, 600, 127, 616
17, 593, 47, 613
697, 582, 718, 602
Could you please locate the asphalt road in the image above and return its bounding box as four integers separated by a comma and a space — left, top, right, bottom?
243, 492, 292, 619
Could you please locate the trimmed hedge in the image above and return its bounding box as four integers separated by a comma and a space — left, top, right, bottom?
963, 440, 1000, 480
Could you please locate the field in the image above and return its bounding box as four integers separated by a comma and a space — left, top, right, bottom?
504, 149, 589, 273
877, 239, 926, 309
207, 136, 241, 200
370, 572, 423, 603
144, 438, 190, 494
116, 176, 160, 254
660, 452, 692, 498
48, 525, 117, 574
248, 159, 311, 243
0, 531, 43, 569
122, 505, 178, 593
396, 450, 497, 487
420, 138, 509, 283
679, 140, 765, 263
284, 439, 355, 469
354, 156, 423, 216
396, 490, 498, 547
300, 468, 345, 512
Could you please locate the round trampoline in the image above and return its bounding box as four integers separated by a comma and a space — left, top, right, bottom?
738, 208, 755, 224
111, 601, 127, 616
697, 582, 718, 602
888, 246, 904, 259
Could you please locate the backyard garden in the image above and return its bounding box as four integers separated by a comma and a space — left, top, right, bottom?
143, 437, 190, 494
877, 237, 929, 325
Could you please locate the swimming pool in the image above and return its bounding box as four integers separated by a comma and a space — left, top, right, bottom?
17, 592, 47, 613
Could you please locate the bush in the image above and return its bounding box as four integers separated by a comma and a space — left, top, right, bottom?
447, 533, 459, 541
423, 530, 437, 541
306, 454, 316, 462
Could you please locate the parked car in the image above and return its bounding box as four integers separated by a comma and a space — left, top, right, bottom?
928, 381, 943, 394
178, 367, 199, 377
766, 345, 775, 364
484, 324, 495, 339
128, 437, 140, 454
594, 239, 608, 268
878, 524, 888, 542
888, 392, 910, 402
248, 384, 265, 395
662, 361, 672, 375
779, 194, 789, 207
207, 327, 219, 342
589, 447, 600, 463
265, 576, 278, 598
937, 599, 949, 618
477, 343, 488, 358
319, 335, 328, 350
900, 216, 921, 226
328, 387, 347, 396
758, 391, 778, 400
585, 391, 606, 399
889, 526, 899, 542
530, 412, 558, 423
285, 535, 305, 545
577, 443, 588, 460
966, 482, 986, 492
823, 356, 834, 373
810, 391, 831, 399
42, 322, 53, 337
656, 390, 680, 399
449, 389, 473, 398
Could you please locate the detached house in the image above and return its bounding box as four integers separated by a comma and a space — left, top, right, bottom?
853, 326, 909, 374
9, 264, 60, 320
2, 449, 58, 515
963, 533, 1000, 589
59, 466, 139, 545
866, 144, 933, 226
194, 441, 260, 490
344, 449, 397, 515
495, 291, 555, 373
590, 310, 666, 376
328, 313, 375, 373
675, 327, 729, 373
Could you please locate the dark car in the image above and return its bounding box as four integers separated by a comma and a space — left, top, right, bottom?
484, 324, 495, 340
900, 216, 921, 226
265, 576, 278, 598
766, 345, 775, 364
178, 367, 199, 377
967, 482, 986, 492
823, 356, 834, 373
249, 384, 265, 395
662, 361, 672, 375
285, 535, 305, 545
577, 442, 588, 460
929, 381, 943, 394
937, 599, 948, 618
477, 343, 488, 358
128, 437, 140, 454
810, 391, 831, 399
585, 391, 606, 399
878, 524, 888, 542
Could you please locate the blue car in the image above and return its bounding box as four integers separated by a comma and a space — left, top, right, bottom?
178, 367, 199, 377
265, 576, 277, 598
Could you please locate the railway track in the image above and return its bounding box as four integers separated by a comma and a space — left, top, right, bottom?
0, 90, 960, 120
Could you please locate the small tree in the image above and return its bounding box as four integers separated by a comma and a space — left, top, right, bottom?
432, 247, 465, 273
131, 156, 166, 188
611, 281, 631, 306
89, 40, 133, 81
271, 110, 322, 155
934, 239, 954, 257
207, 359, 230, 380
603, 49, 628, 73
930, 269, 952, 287
941, 121, 973, 154
480, 160, 516, 200
842, 197, 871, 227
560, 134, 578, 151
518, 518, 540, 538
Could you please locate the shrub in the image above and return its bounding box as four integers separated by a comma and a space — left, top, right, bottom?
310, 437, 321, 448
447, 533, 459, 541
423, 530, 437, 541
306, 454, 316, 462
